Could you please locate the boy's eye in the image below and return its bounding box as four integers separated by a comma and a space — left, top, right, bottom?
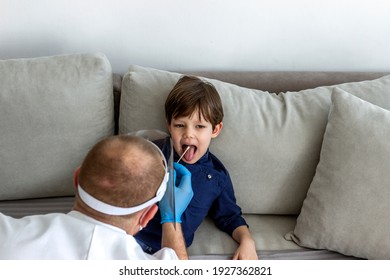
174, 124, 184, 128
196, 125, 206, 129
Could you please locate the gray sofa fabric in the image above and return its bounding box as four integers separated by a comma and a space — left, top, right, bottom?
1, 53, 389, 259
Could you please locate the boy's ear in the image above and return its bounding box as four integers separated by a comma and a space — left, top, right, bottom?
211, 122, 223, 138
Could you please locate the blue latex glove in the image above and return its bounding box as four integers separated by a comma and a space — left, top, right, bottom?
159, 162, 193, 223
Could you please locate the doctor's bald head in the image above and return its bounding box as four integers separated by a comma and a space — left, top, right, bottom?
77, 135, 166, 210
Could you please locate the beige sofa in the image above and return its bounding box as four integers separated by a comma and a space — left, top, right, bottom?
1, 53, 389, 260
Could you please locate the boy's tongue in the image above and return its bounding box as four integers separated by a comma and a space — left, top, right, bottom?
183, 145, 196, 162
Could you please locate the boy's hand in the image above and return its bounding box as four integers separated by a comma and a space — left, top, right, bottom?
232, 225, 259, 260
232, 240, 259, 260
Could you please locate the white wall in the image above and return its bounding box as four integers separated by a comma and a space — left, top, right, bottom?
1, 0, 390, 74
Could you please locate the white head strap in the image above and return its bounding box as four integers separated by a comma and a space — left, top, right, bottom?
78, 140, 169, 216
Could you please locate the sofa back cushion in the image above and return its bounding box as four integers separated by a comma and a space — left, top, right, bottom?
0, 53, 114, 200
119, 65, 390, 215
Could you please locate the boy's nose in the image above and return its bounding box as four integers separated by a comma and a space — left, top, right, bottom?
183, 127, 195, 139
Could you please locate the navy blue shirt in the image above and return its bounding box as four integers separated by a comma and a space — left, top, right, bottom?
135, 137, 247, 252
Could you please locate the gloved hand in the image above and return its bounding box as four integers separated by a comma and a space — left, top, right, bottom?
159, 162, 193, 223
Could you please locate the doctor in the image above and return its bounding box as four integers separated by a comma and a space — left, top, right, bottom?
0, 135, 193, 260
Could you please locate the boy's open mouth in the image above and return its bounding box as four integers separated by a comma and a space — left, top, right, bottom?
182, 145, 197, 162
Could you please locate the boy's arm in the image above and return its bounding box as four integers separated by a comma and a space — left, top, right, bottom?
232, 225, 258, 260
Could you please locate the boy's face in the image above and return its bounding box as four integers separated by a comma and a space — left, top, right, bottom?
168, 110, 222, 164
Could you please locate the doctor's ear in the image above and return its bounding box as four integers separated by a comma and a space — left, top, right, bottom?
139, 204, 158, 228
73, 166, 81, 189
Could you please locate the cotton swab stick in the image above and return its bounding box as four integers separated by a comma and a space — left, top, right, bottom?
177, 146, 190, 163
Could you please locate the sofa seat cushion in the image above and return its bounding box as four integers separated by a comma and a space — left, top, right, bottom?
0, 53, 114, 200
120, 65, 390, 215
187, 214, 301, 256
0, 196, 74, 218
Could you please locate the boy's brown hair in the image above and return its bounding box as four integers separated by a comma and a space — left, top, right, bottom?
165, 75, 224, 129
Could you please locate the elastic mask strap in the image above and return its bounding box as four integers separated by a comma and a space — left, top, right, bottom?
78, 172, 168, 216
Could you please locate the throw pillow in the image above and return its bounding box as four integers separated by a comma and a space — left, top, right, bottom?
285, 88, 390, 259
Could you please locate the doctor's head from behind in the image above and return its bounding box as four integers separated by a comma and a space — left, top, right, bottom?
73, 135, 168, 235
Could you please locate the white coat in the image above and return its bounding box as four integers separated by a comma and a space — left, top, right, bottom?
0, 211, 177, 260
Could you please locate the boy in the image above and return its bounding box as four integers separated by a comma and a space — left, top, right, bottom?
136, 76, 258, 260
